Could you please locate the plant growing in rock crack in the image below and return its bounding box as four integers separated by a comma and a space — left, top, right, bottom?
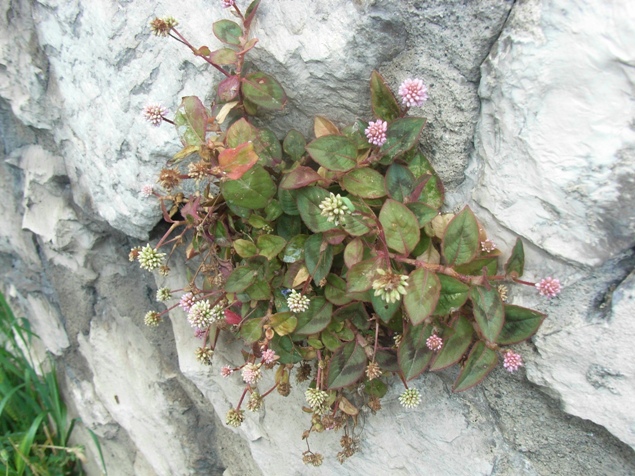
135, 0, 562, 465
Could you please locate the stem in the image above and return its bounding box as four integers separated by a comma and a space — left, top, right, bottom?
236, 386, 249, 410
170, 28, 230, 77
155, 222, 181, 249
161, 116, 175, 125
372, 317, 380, 363
261, 382, 279, 398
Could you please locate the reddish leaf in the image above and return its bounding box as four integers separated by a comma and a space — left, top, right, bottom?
224, 309, 242, 325
218, 142, 259, 180
279, 166, 325, 190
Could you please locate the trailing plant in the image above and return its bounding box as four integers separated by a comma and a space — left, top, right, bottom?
0, 292, 106, 475
137, 1, 561, 464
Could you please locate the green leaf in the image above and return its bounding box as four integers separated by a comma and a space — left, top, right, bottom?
277, 214, 301, 242
343, 238, 364, 269
226, 117, 258, 148
346, 258, 379, 293
294, 296, 332, 335
375, 349, 399, 372
454, 257, 498, 276
241, 72, 287, 110
213, 19, 243, 46
442, 206, 480, 266
246, 278, 271, 301
174, 96, 208, 146
265, 200, 283, 222
403, 268, 441, 326
304, 234, 333, 285
380, 117, 426, 159
453, 342, 498, 392
470, 286, 505, 343
333, 302, 369, 331
385, 164, 414, 202
372, 292, 400, 324
283, 130, 306, 159
366, 378, 389, 398
278, 188, 299, 216
257, 234, 286, 260
379, 199, 420, 255
505, 238, 525, 278
255, 128, 282, 167
321, 329, 342, 351
295, 187, 337, 233
269, 312, 297, 336
398, 323, 434, 381
370, 70, 401, 122
270, 334, 303, 364
225, 267, 257, 293
407, 202, 438, 227
433, 274, 470, 316
305, 134, 357, 172
221, 165, 276, 209
281, 234, 307, 263
210, 47, 238, 65
497, 305, 546, 345
234, 239, 258, 258
325, 274, 352, 305
280, 166, 324, 190
244, 0, 261, 28
340, 198, 373, 237
429, 316, 474, 371
240, 318, 263, 344
326, 341, 367, 389
341, 168, 387, 199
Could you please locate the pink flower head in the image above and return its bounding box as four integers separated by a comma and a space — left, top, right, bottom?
398, 78, 428, 108
426, 333, 443, 352
222, 0, 236, 8
141, 184, 154, 197
241, 363, 262, 385
535, 277, 561, 298
143, 104, 168, 126
481, 239, 496, 253
179, 292, 195, 312
261, 349, 278, 364
365, 119, 388, 146
503, 350, 523, 373
221, 365, 234, 377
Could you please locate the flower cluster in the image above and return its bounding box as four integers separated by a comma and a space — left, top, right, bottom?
137, 244, 166, 271
305, 388, 328, 409
179, 292, 195, 312
149, 17, 178, 37
241, 363, 262, 385
144, 311, 161, 327
319, 193, 350, 226
141, 184, 154, 197
535, 277, 561, 298
398, 78, 428, 108
426, 334, 443, 352
143, 104, 168, 126
287, 290, 310, 313
225, 408, 244, 428
261, 349, 278, 364
503, 350, 523, 373
195, 347, 214, 365
481, 239, 496, 253
156, 287, 171, 302
399, 388, 421, 409
372, 269, 408, 303
188, 301, 223, 328
365, 119, 387, 146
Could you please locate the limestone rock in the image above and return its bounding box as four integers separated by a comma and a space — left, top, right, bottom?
473, 0, 635, 267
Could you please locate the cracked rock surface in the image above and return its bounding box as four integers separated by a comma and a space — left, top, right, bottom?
1, 0, 635, 475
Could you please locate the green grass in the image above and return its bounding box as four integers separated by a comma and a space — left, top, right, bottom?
0, 292, 105, 476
